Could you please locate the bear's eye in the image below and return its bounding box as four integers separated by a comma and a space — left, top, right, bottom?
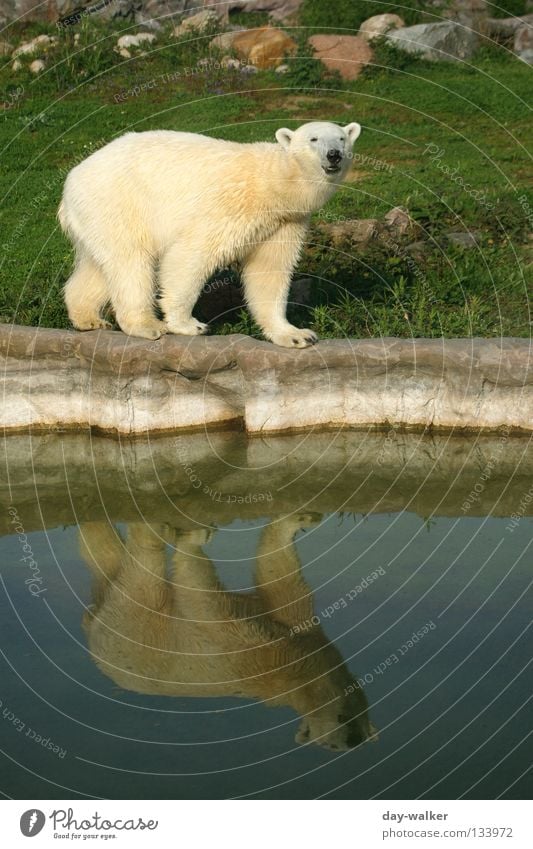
310, 137, 318, 142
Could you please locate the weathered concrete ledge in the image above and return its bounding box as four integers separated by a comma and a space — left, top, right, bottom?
1, 324, 532, 434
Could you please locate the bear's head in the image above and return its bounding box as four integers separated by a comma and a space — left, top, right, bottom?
275, 121, 361, 181
294, 678, 378, 752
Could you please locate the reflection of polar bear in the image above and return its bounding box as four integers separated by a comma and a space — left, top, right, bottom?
80, 515, 377, 752
59, 121, 361, 348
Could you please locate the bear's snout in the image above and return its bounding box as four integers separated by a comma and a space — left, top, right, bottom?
327, 149, 342, 164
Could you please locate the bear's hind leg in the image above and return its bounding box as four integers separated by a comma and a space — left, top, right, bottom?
158, 244, 208, 336
103, 252, 166, 340
64, 249, 112, 331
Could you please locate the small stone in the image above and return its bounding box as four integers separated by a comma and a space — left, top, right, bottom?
518, 48, 533, 63
318, 218, 381, 245
116, 33, 156, 50
29, 59, 45, 74
173, 10, 219, 38
134, 13, 163, 31
445, 230, 482, 248
13, 34, 56, 58
384, 206, 413, 237
221, 57, 242, 69
405, 240, 430, 258
275, 63, 289, 73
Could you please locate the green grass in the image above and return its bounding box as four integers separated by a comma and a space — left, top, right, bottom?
0, 13, 531, 339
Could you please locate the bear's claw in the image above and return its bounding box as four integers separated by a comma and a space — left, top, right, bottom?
269, 328, 319, 349
166, 319, 209, 337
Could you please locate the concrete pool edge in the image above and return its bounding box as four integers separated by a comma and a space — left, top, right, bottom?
1, 324, 532, 434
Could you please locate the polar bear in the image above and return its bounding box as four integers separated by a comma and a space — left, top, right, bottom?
80, 516, 377, 751
59, 121, 361, 348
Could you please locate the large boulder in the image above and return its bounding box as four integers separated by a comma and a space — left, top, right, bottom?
428, 0, 489, 34
487, 13, 533, 40
0, 0, 137, 24
359, 13, 404, 43
385, 22, 479, 62
209, 27, 247, 52
0, 0, 229, 25
0, 0, 301, 25
231, 26, 297, 69
308, 34, 373, 80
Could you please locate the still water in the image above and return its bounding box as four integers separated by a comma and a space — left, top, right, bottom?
0, 430, 531, 800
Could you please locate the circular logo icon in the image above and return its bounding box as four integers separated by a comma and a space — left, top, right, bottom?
20, 810, 46, 837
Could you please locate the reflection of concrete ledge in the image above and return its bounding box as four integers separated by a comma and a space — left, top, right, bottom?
1, 432, 532, 534
1, 324, 532, 434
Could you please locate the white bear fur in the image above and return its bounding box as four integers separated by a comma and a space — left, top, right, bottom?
59, 121, 361, 348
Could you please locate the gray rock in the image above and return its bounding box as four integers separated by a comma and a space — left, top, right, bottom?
0, 325, 531, 434
386, 21, 479, 62
384, 206, 413, 237
0, 0, 301, 24
405, 240, 430, 259
224, 0, 302, 21
427, 0, 489, 34
487, 13, 533, 40
445, 230, 482, 248
318, 218, 382, 245
134, 11, 162, 29
518, 48, 533, 63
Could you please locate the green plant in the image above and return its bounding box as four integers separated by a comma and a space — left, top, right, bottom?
51, 20, 120, 90
218, 309, 262, 338
300, 0, 423, 31
282, 35, 340, 90
361, 35, 435, 78
489, 0, 527, 18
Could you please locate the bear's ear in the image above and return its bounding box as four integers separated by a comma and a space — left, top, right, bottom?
275, 128, 294, 150
344, 122, 362, 145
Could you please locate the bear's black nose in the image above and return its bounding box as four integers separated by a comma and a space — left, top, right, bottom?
327, 149, 342, 163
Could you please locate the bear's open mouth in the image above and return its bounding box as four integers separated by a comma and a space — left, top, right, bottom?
323, 165, 342, 175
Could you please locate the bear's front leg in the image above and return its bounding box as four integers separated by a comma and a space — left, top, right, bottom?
158, 245, 209, 337
242, 221, 318, 349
